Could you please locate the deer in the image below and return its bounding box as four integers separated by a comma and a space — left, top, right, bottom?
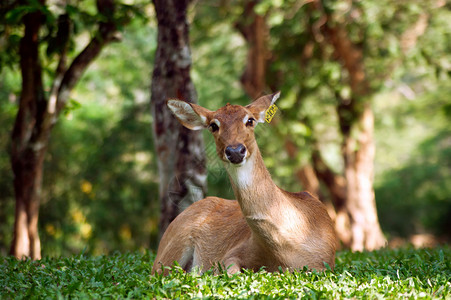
152, 92, 337, 275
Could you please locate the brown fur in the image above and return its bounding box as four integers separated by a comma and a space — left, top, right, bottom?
152, 93, 337, 274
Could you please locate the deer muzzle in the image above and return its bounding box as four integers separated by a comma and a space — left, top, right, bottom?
225, 144, 247, 164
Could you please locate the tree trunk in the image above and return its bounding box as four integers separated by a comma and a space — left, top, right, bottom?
10, 0, 120, 259
311, 148, 352, 248
10, 146, 46, 260
235, 0, 268, 98
339, 103, 385, 250
151, 0, 207, 237
9, 6, 47, 260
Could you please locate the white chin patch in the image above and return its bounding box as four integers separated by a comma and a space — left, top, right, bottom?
225, 156, 254, 189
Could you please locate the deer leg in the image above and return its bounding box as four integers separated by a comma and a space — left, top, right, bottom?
223, 256, 242, 274
222, 238, 263, 274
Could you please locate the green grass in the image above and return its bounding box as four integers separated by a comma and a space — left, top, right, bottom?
1, 247, 450, 299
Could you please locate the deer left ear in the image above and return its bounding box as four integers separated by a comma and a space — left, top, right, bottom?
246, 91, 281, 123
167, 100, 211, 130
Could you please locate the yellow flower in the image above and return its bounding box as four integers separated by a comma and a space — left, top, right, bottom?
80, 180, 93, 194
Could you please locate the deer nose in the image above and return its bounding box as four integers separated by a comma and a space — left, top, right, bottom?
225, 144, 247, 164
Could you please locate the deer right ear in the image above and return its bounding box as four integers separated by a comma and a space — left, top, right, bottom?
167, 100, 211, 130
246, 91, 281, 123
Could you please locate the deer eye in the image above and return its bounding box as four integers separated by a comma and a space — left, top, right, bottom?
246, 118, 256, 127
209, 123, 219, 132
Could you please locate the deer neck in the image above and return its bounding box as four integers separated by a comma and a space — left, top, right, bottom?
224, 146, 284, 217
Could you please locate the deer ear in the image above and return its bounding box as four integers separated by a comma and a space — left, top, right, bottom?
167, 100, 211, 130
246, 92, 280, 123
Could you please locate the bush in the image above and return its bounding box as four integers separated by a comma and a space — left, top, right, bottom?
1, 247, 450, 299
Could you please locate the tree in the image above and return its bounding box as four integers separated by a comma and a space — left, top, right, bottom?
151, 0, 207, 236
3, 0, 132, 259
313, 0, 386, 250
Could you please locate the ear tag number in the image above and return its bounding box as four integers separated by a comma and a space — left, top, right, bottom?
265, 104, 278, 123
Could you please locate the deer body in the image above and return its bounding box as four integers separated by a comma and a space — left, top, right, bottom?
152, 93, 336, 274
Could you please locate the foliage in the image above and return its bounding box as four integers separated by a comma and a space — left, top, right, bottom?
0, 0, 146, 71
0, 247, 450, 299
0, 73, 18, 253
375, 86, 451, 238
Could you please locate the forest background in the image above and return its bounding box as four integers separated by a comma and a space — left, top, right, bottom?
0, 0, 450, 257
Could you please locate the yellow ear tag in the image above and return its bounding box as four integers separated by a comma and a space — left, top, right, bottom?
265, 104, 278, 123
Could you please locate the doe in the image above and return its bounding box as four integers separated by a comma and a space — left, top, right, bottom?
152, 92, 337, 274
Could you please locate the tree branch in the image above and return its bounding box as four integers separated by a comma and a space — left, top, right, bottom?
48, 14, 71, 116
55, 0, 120, 116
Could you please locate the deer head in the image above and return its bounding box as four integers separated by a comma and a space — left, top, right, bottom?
167, 92, 280, 166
